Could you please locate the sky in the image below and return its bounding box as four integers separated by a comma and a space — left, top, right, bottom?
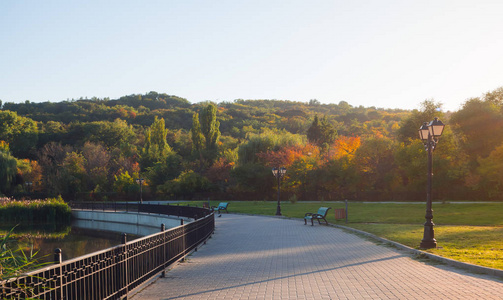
1, 0, 503, 112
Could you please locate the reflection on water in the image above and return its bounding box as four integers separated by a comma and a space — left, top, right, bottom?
1, 221, 141, 263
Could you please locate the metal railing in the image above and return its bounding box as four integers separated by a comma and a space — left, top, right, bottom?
1, 203, 215, 299
70, 202, 213, 220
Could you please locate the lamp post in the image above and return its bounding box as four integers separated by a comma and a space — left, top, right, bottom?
272, 167, 287, 216
418, 117, 445, 249
25, 181, 32, 193
135, 177, 145, 204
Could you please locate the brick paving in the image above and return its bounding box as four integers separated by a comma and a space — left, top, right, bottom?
133, 214, 503, 299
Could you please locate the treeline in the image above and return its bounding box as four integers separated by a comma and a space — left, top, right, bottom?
1, 88, 503, 202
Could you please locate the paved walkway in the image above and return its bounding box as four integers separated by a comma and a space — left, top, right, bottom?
133, 214, 503, 299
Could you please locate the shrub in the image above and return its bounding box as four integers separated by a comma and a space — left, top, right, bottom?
0, 197, 71, 224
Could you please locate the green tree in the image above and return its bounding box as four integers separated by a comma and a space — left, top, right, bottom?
476, 142, 503, 199
397, 100, 443, 143
145, 152, 183, 194
60, 151, 87, 200
142, 117, 172, 168
191, 112, 205, 157
450, 96, 503, 160
0, 110, 38, 158
159, 170, 211, 199
113, 171, 140, 197
200, 103, 221, 154
0, 142, 17, 195
307, 115, 337, 148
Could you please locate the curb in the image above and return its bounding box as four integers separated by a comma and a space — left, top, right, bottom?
219, 213, 503, 280
217, 213, 503, 280
330, 223, 503, 280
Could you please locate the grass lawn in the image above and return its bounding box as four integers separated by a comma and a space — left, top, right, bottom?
184, 200, 503, 270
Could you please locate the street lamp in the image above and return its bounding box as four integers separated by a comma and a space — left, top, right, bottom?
418, 117, 445, 249
135, 177, 145, 203
272, 167, 287, 216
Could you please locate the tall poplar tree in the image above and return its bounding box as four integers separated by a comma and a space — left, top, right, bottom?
200, 103, 221, 152
190, 103, 221, 163
142, 117, 172, 168
191, 112, 204, 156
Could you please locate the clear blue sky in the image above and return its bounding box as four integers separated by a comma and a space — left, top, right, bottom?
1, 0, 503, 111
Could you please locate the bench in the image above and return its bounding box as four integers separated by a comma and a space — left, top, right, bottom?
211, 202, 229, 214
304, 207, 331, 226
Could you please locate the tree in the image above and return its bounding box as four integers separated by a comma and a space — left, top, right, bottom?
82, 142, 110, 192
450, 96, 503, 160
188, 103, 222, 165
307, 115, 337, 148
307, 115, 322, 144
159, 170, 211, 199
145, 152, 183, 194
352, 137, 397, 199
397, 100, 443, 143
0, 110, 38, 158
142, 117, 172, 168
59, 151, 87, 200
37, 142, 73, 196
113, 171, 140, 198
476, 142, 503, 199
200, 103, 221, 157
328, 136, 361, 160
0, 141, 17, 195
190, 112, 205, 157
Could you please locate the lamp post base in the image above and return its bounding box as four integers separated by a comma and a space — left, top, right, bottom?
420, 222, 437, 249
420, 240, 437, 249
276, 205, 282, 216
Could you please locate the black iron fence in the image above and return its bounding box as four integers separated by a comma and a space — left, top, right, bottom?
70, 202, 213, 220
0, 203, 215, 299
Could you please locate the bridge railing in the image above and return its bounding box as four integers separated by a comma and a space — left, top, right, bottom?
0, 203, 215, 299
70, 201, 213, 220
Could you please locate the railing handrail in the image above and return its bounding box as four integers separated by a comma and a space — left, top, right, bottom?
0, 202, 215, 300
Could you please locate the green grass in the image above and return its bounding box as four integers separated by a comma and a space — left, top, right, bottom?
184, 200, 503, 270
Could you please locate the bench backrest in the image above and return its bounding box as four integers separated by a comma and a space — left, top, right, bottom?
317, 207, 331, 216
218, 202, 228, 209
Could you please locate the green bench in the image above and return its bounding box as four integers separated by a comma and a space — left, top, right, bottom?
211, 202, 229, 214
304, 207, 331, 226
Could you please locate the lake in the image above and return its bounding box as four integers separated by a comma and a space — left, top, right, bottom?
2, 221, 150, 264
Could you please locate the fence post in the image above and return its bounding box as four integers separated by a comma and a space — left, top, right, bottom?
345, 199, 348, 224
54, 248, 63, 299
161, 224, 166, 278
121, 233, 128, 298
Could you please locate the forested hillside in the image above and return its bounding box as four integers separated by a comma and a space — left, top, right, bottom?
1, 88, 503, 202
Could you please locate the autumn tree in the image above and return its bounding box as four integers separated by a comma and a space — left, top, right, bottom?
82, 142, 111, 193
352, 137, 397, 200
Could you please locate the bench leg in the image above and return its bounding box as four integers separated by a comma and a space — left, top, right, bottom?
304, 219, 307, 225
311, 219, 314, 226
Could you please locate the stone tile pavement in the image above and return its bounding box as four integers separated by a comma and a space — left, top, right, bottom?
133, 214, 503, 299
